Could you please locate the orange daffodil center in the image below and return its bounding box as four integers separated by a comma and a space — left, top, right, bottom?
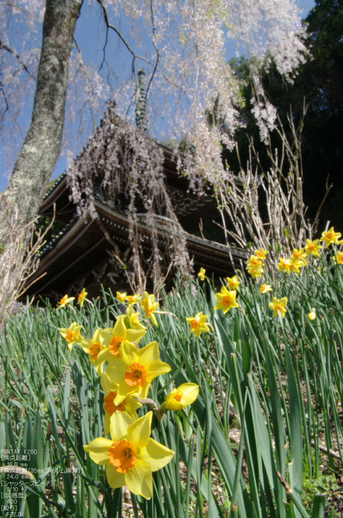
65, 330, 75, 342
190, 316, 200, 328
100, 373, 142, 434
80, 328, 106, 374
104, 392, 126, 414
89, 342, 103, 360
214, 286, 239, 314
255, 248, 269, 260
124, 363, 148, 387
109, 336, 124, 357
108, 440, 137, 473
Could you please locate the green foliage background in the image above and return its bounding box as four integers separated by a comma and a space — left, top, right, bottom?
0, 247, 343, 516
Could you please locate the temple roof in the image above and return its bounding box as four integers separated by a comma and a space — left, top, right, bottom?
25, 113, 246, 300
26, 200, 246, 300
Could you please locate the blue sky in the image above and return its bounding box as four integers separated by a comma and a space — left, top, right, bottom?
0, 0, 316, 193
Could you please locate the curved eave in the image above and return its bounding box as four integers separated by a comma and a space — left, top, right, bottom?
25, 200, 246, 298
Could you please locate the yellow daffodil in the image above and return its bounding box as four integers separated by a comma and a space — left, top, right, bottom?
77, 288, 88, 307
254, 248, 269, 260
81, 328, 106, 374
116, 292, 127, 303
289, 258, 305, 274
125, 306, 146, 332
57, 294, 75, 309
84, 411, 174, 499
247, 255, 262, 270
60, 322, 83, 351
126, 294, 141, 306
269, 297, 288, 319
214, 286, 239, 314
304, 239, 322, 257
141, 292, 159, 326
335, 251, 343, 264
246, 256, 264, 278
277, 257, 291, 274
185, 312, 210, 338
226, 275, 240, 290
260, 284, 272, 294
248, 266, 264, 279
106, 340, 171, 404
291, 248, 307, 264
308, 309, 316, 320
198, 267, 206, 281
320, 227, 342, 247
97, 315, 146, 366
100, 372, 141, 434
165, 383, 199, 411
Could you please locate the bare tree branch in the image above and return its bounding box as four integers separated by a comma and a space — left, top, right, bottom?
0, 39, 36, 81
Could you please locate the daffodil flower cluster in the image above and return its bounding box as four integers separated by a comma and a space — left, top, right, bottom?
116, 290, 160, 326
242, 228, 343, 286
57, 288, 89, 309
246, 248, 269, 279
59, 302, 199, 499
277, 248, 308, 275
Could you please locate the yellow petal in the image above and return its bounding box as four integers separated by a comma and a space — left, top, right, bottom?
120, 341, 140, 366
125, 459, 153, 499
127, 412, 152, 449
146, 360, 171, 382
138, 438, 174, 472
109, 412, 133, 441
112, 316, 128, 337
106, 359, 127, 386
84, 438, 112, 465
178, 383, 199, 405
106, 464, 125, 489
100, 372, 118, 395
138, 341, 160, 365
126, 328, 146, 344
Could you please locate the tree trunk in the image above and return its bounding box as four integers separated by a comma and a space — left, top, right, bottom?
1, 0, 82, 228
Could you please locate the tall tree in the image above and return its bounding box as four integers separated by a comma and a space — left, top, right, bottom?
1, 0, 82, 228
0, 0, 309, 285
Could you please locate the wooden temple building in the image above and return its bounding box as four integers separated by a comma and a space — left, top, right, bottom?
24, 103, 247, 302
